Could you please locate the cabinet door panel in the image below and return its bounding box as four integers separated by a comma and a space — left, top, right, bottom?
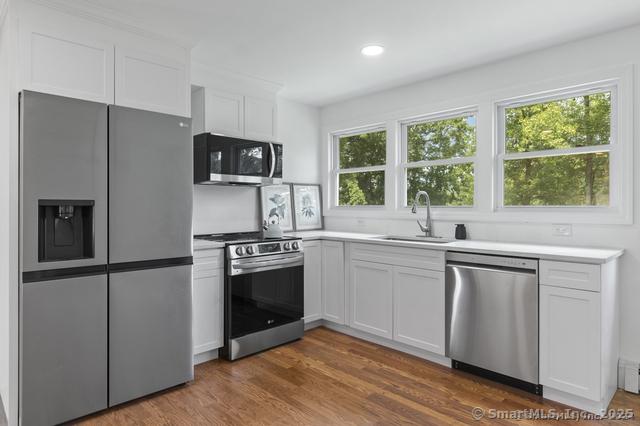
244, 95, 276, 141
192, 267, 224, 355
303, 241, 323, 323
205, 89, 244, 137
393, 266, 445, 354
349, 260, 393, 338
322, 241, 345, 324
21, 26, 114, 103
115, 47, 189, 116
540, 285, 601, 401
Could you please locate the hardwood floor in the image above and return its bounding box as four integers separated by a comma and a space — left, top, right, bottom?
78, 327, 640, 425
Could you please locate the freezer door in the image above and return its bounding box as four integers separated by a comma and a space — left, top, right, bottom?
109, 106, 192, 264
21, 91, 108, 272
109, 265, 193, 406
21, 275, 108, 425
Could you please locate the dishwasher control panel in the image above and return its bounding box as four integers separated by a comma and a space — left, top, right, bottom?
446, 252, 538, 271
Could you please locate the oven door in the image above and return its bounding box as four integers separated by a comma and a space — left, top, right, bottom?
226, 253, 304, 341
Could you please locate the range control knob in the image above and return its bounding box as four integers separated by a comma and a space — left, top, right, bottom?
235, 247, 245, 256
283, 242, 291, 251
292, 241, 300, 250
246, 246, 255, 255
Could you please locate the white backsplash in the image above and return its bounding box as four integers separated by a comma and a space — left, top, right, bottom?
193, 185, 261, 234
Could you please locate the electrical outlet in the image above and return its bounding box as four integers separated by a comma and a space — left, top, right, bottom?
552, 224, 572, 237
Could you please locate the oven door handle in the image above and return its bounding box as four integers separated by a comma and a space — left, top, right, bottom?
230, 254, 303, 275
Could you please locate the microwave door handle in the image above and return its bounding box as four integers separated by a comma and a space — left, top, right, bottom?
268, 143, 276, 178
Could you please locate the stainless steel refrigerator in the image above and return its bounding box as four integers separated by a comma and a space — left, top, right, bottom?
20, 91, 193, 425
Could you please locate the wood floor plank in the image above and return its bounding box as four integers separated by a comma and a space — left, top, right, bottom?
76, 327, 640, 425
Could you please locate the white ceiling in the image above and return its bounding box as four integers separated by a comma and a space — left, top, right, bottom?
83, 0, 640, 105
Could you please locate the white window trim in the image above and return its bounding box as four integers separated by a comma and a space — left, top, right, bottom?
322, 65, 633, 225
494, 81, 629, 223
329, 124, 387, 209
399, 108, 478, 210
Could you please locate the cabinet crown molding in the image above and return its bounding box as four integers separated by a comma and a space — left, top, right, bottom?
191, 60, 283, 96
26, 0, 195, 48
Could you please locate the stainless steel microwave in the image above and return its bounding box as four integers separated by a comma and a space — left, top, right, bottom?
193, 133, 283, 186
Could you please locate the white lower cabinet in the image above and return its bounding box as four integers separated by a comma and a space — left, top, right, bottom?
540, 284, 601, 400
303, 241, 323, 323
321, 241, 346, 324
192, 249, 224, 362
393, 266, 445, 355
349, 260, 393, 339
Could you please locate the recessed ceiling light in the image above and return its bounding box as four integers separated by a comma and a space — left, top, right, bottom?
361, 45, 384, 57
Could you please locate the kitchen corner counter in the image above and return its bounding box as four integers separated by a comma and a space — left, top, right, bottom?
193, 239, 226, 251
287, 231, 623, 264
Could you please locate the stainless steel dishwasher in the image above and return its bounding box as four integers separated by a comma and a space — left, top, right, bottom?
445, 252, 541, 394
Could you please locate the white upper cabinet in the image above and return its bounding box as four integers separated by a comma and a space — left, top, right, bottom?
115, 47, 189, 117
20, 26, 114, 103
244, 95, 277, 141
204, 89, 244, 137
18, 3, 190, 115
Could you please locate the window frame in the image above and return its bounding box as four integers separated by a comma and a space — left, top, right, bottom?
330, 125, 388, 209
495, 83, 618, 212
400, 108, 478, 209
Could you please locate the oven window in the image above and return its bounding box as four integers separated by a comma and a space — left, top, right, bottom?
228, 265, 303, 338
237, 146, 263, 175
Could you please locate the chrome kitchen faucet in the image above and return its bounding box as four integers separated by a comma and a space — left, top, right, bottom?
411, 191, 433, 237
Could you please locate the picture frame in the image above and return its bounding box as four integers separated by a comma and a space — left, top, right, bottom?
291, 184, 324, 231
260, 184, 294, 232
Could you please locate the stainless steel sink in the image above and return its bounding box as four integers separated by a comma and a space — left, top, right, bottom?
373, 235, 453, 244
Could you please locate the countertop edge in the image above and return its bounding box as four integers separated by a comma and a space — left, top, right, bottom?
288, 232, 624, 265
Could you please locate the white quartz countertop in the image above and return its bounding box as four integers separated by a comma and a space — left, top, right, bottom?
193, 239, 226, 250
286, 231, 623, 264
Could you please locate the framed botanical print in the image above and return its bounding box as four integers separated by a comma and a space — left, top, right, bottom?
260, 184, 294, 231
291, 184, 323, 231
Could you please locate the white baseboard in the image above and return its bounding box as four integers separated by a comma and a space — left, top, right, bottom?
618, 358, 640, 393
194, 349, 219, 365
543, 387, 614, 415
311, 320, 623, 415
304, 319, 324, 331
319, 320, 450, 368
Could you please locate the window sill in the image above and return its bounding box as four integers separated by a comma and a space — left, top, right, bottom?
323, 206, 632, 225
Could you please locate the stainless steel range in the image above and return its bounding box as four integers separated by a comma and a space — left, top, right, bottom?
194, 233, 304, 360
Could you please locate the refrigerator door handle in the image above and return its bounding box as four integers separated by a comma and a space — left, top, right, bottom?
268, 143, 276, 178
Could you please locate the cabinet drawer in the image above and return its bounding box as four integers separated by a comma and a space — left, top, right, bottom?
194, 248, 223, 262
350, 243, 444, 271
540, 261, 600, 292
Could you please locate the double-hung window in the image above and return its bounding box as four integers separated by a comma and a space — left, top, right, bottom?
497, 86, 614, 208
401, 111, 477, 207
333, 128, 386, 206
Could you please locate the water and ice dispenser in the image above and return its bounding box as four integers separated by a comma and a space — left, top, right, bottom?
38, 200, 95, 262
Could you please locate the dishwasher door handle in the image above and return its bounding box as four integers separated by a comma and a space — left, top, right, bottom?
446, 261, 537, 276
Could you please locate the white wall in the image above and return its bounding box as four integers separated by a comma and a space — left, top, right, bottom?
320, 24, 640, 363
192, 97, 320, 234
